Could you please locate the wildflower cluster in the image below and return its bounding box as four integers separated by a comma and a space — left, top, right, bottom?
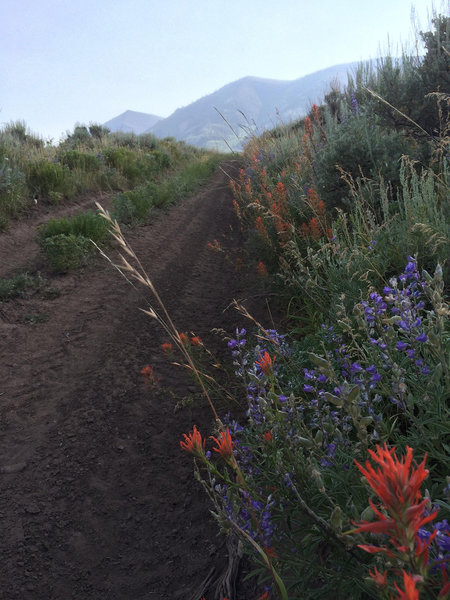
181, 260, 448, 598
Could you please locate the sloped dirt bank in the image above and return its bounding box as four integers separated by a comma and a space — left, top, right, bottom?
0, 163, 275, 599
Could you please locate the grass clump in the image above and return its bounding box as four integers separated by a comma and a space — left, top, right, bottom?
38, 211, 110, 271
0, 272, 46, 301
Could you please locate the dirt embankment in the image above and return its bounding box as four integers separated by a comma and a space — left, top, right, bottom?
0, 163, 274, 599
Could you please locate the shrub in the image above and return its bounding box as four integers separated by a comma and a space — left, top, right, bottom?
39, 233, 91, 272
38, 210, 109, 245
27, 160, 74, 199
0, 273, 45, 301
60, 150, 101, 172
0, 157, 27, 229
112, 187, 154, 224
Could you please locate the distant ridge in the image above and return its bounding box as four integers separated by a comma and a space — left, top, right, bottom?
103, 110, 163, 135
105, 62, 367, 150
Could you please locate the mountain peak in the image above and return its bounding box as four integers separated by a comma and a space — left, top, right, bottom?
104, 110, 163, 135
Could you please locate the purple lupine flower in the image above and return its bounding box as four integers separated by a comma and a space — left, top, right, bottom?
415, 332, 428, 343
303, 384, 315, 393
303, 368, 316, 381
399, 320, 410, 331
350, 92, 359, 115
396, 341, 409, 351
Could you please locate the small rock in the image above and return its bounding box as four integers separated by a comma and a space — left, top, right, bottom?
24, 503, 40, 515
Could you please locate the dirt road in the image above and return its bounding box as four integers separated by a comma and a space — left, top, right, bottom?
0, 163, 272, 599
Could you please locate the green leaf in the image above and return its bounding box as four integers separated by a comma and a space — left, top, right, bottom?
324, 392, 344, 407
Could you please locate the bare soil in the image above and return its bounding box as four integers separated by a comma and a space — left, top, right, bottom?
0, 163, 274, 599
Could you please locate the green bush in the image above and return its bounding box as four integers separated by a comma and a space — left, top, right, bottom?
103, 147, 143, 184
38, 210, 109, 245
314, 112, 412, 210
0, 157, 28, 229
60, 150, 101, 172
39, 233, 91, 272
27, 160, 74, 199
112, 187, 154, 224
0, 273, 45, 301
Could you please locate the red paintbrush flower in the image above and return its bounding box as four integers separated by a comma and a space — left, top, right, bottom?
393, 571, 420, 600
210, 428, 234, 460
180, 426, 205, 459
161, 342, 173, 354
190, 336, 202, 346
179, 332, 190, 346
369, 565, 387, 587
256, 351, 275, 376
257, 261, 268, 277
262, 430, 272, 442
353, 444, 439, 570
354, 444, 431, 525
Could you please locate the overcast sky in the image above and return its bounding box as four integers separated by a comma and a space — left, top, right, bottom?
0, 0, 441, 141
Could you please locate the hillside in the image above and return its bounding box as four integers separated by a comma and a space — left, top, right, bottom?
148, 62, 361, 150
103, 110, 163, 135
104, 62, 363, 151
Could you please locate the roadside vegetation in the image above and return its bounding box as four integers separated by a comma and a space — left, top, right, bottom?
0, 121, 224, 272
168, 14, 448, 600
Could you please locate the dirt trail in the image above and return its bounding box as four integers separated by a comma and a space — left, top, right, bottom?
0, 163, 272, 599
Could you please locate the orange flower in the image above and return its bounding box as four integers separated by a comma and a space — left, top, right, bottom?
312, 103, 321, 123
161, 342, 173, 354
355, 445, 430, 522
210, 428, 234, 460
353, 445, 438, 552
255, 216, 269, 240
394, 571, 420, 600
190, 336, 202, 346
179, 332, 190, 346
256, 351, 275, 376
262, 430, 272, 442
257, 261, 268, 277
369, 566, 387, 587
180, 425, 205, 459
304, 116, 314, 138
309, 217, 321, 240
141, 365, 154, 377
300, 222, 310, 237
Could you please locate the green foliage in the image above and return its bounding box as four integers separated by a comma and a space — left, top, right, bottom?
0, 157, 27, 229
38, 210, 109, 244
39, 233, 92, 272
314, 112, 412, 209
60, 150, 101, 172
351, 15, 449, 142
27, 160, 74, 199
112, 187, 154, 224
38, 210, 110, 271
0, 272, 45, 301
0, 116, 215, 227
111, 153, 223, 223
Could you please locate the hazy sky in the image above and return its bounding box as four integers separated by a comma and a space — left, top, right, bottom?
0, 0, 441, 141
